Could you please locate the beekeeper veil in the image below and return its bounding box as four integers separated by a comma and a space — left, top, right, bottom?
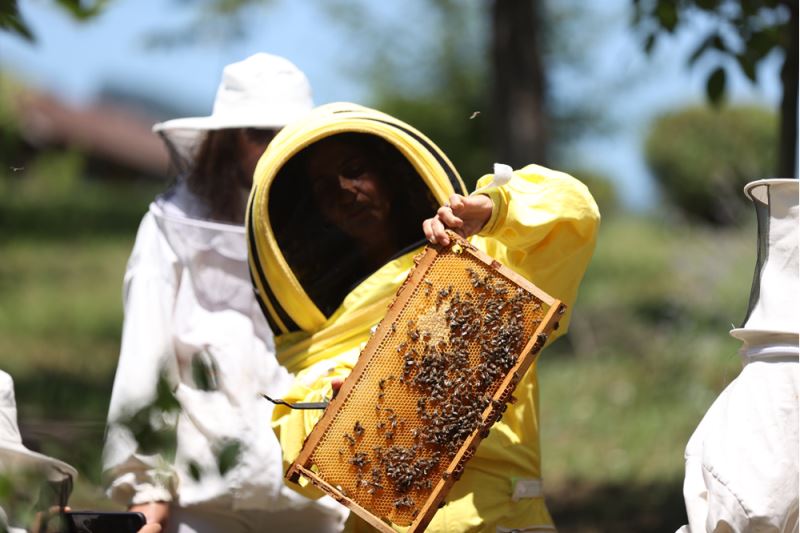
247, 103, 468, 335
153, 53, 314, 175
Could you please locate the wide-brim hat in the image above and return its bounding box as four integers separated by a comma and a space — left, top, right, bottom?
0, 371, 77, 482
153, 52, 314, 171
730, 178, 799, 345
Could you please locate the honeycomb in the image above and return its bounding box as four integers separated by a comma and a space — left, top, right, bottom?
287, 234, 565, 533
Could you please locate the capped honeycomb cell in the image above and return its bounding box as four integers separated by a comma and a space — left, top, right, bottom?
286, 233, 565, 533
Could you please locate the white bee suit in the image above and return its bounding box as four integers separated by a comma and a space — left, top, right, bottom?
678, 179, 799, 533
102, 184, 347, 531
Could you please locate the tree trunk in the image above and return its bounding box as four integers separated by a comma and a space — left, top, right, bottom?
491, 0, 548, 167
779, 0, 798, 178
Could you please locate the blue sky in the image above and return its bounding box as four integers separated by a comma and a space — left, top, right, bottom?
0, 0, 783, 209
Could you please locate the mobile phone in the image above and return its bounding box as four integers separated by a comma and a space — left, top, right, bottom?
63, 511, 146, 533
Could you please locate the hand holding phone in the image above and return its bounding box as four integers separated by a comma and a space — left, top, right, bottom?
128, 501, 169, 529
64, 511, 146, 533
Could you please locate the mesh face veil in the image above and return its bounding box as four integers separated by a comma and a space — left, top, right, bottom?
247, 103, 467, 335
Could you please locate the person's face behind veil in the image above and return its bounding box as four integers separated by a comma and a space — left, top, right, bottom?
306, 136, 395, 263
267, 132, 440, 320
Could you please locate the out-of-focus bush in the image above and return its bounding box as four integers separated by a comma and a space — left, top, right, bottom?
645, 105, 777, 226
375, 95, 491, 192
0, 75, 28, 168
569, 168, 619, 218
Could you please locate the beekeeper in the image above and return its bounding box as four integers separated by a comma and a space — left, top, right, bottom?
1, 369, 77, 533
101, 54, 347, 533
677, 179, 799, 533
2, 370, 163, 533
247, 103, 600, 532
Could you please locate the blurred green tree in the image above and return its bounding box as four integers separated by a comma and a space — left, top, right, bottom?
0, 0, 272, 46
631, 0, 797, 178
0, 0, 106, 41
320, 0, 613, 191
567, 168, 620, 218
645, 104, 777, 225
3, 0, 616, 194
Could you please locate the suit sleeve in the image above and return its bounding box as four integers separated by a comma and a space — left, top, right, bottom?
102, 212, 182, 506
472, 164, 600, 339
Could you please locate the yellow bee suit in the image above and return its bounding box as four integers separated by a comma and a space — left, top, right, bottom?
247, 103, 600, 532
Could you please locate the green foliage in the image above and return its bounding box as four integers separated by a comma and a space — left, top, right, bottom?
0, 0, 107, 42
0, 469, 72, 532
191, 349, 220, 392
187, 461, 203, 482
216, 439, 242, 476
323, 0, 493, 188
0, 153, 161, 242
117, 374, 180, 459
0, 0, 34, 41
632, 0, 792, 102
706, 66, 726, 105
0, 75, 27, 167
325, 0, 613, 186
377, 96, 492, 191
644, 105, 777, 225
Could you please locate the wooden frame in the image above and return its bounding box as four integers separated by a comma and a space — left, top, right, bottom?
286, 234, 565, 532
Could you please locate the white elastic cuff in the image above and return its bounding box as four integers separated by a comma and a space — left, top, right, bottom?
130, 485, 174, 505
471, 163, 514, 196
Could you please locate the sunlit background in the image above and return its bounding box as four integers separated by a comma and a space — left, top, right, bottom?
1, 0, 795, 531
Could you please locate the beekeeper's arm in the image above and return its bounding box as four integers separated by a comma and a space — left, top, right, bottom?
425, 163, 600, 336
102, 211, 181, 508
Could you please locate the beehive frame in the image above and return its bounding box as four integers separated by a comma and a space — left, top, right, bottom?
286, 233, 565, 532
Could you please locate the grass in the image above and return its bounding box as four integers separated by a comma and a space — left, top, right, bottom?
539, 214, 752, 531
541, 214, 751, 482
0, 164, 758, 530
1, 164, 161, 508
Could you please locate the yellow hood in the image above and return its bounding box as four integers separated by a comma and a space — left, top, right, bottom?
247, 103, 467, 338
